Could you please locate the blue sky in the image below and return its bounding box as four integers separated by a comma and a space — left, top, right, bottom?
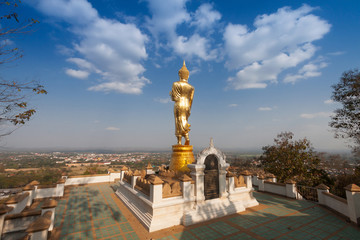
2, 0, 360, 152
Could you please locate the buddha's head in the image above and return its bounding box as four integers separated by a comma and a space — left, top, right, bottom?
178, 60, 189, 81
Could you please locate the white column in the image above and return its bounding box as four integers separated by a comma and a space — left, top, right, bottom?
345, 184, 360, 225
131, 176, 139, 189
188, 164, 205, 203
258, 177, 265, 191
285, 180, 297, 199
316, 184, 330, 205
148, 175, 164, 204
228, 176, 235, 194
219, 164, 229, 198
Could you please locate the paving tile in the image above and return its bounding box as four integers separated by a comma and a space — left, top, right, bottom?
226, 232, 256, 240
56, 183, 360, 240
189, 226, 222, 240
227, 215, 257, 229
173, 231, 197, 240
208, 221, 238, 235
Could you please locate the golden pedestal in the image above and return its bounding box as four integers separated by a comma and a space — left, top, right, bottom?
169, 145, 195, 172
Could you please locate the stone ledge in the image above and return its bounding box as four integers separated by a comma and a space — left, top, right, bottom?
26, 211, 52, 233
0, 204, 13, 215
5, 210, 41, 220
41, 199, 57, 209
323, 192, 348, 204
265, 181, 286, 186
5, 192, 30, 204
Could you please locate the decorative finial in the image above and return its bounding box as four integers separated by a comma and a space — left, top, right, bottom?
178, 60, 189, 80
210, 137, 214, 148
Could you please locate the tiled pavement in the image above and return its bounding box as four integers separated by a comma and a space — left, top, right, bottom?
54, 183, 360, 240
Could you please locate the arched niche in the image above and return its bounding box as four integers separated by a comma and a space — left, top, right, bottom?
204, 154, 219, 200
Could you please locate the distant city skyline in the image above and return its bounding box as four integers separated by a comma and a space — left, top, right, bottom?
2, 0, 360, 153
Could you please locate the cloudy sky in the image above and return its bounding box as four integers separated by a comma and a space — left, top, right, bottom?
1, 0, 360, 152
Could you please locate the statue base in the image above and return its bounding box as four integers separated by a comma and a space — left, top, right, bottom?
169, 145, 195, 172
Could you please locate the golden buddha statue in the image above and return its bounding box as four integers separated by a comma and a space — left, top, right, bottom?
170, 61, 195, 145
169, 61, 195, 172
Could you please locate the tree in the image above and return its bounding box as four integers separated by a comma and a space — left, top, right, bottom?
0, 1, 46, 136
260, 132, 329, 186
329, 69, 360, 156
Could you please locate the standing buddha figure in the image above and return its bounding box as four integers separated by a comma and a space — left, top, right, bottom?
170, 61, 195, 145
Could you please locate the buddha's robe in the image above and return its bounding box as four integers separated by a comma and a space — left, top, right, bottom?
170, 80, 194, 137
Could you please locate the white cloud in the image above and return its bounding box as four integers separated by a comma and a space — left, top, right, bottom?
145, 0, 190, 42
65, 68, 89, 79
145, 0, 218, 60
258, 107, 272, 111
154, 97, 171, 104
33, 0, 149, 94
300, 112, 333, 119
284, 61, 327, 84
172, 34, 217, 60
56, 45, 75, 56
228, 104, 238, 107
324, 99, 334, 104
190, 3, 221, 30
224, 5, 331, 89
106, 127, 120, 131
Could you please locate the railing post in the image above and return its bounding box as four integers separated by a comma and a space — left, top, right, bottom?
241, 170, 252, 189
226, 171, 235, 194
258, 175, 265, 191
285, 180, 297, 198
345, 184, 360, 225
120, 166, 128, 182
316, 184, 329, 205
0, 205, 13, 240
148, 175, 164, 204
179, 174, 192, 201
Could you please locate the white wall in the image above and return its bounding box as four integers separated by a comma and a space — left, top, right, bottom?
3, 214, 40, 233
323, 192, 349, 217
65, 175, 111, 186
7, 194, 29, 214
264, 182, 286, 196
36, 188, 57, 199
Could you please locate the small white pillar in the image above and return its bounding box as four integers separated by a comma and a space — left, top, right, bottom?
56, 179, 65, 197
148, 175, 164, 204
120, 166, 128, 182
188, 164, 205, 203
22, 184, 35, 207
227, 173, 235, 194
316, 184, 330, 205
131, 175, 140, 189
0, 205, 13, 240
285, 180, 297, 199
26, 211, 52, 240
179, 174, 193, 201
219, 164, 229, 198
241, 170, 252, 189
41, 199, 57, 231
345, 184, 360, 225
258, 176, 265, 191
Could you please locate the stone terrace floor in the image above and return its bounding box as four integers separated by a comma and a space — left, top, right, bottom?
51, 183, 360, 240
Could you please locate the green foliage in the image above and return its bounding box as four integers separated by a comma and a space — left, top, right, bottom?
83, 165, 107, 175
330, 69, 360, 156
0, 168, 62, 188
260, 132, 328, 186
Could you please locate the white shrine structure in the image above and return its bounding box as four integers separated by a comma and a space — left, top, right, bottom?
115, 139, 259, 232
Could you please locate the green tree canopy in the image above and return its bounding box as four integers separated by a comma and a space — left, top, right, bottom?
260, 132, 329, 186
329, 69, 360, 157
